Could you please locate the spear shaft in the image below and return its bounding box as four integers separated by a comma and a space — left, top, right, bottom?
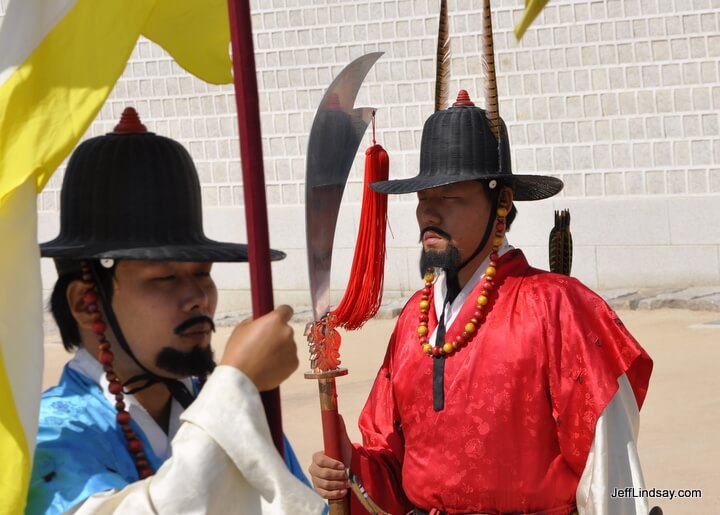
226, 0, 284, 454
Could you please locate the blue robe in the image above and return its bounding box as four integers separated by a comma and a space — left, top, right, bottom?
27, 364, 313, 514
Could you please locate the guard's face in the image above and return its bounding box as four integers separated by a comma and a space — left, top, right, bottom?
416, 181, 493, 270
110, 260, 218, 379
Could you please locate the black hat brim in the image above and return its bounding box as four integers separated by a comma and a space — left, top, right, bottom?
370, 173, 563, 201
40, 239, 286, 262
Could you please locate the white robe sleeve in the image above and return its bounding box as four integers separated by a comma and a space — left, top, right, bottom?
576, 373, 649, 515
67, 366, 325, 515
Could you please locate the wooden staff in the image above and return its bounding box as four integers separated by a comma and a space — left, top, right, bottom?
226, 0, 283, 453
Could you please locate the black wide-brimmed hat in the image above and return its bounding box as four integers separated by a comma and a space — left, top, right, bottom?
370, 90, 563, 201
41, 108, 285, 262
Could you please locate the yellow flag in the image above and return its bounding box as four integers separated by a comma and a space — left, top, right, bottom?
0, 0, 231, 511
0, 179, 43, 515
514, 0, 550, 40
144, 0, 232, 86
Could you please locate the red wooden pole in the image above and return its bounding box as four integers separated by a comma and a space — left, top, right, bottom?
226, 0, 284, 454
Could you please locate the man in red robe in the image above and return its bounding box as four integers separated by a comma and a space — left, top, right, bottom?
309, 91, 653, 515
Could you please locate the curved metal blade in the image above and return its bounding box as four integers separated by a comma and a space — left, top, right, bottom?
305, 52, 383, 321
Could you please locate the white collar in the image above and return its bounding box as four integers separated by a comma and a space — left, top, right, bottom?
68, 348, 192, 461
430, 239, 512, 338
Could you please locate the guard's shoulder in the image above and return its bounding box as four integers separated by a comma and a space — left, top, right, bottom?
520, 268, 606, 308
522, 268, 583, 287
38, 374, 111, 435
38, 389, 96, 427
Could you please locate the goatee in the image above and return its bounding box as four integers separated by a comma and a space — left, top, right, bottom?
419, 245, 461, 279
155, 345, 216, 377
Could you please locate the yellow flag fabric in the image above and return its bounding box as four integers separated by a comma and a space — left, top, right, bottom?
514, 0, 550, 40
0, 180, 43, 515
143, 0, 232, 86
0, 0, 232, 511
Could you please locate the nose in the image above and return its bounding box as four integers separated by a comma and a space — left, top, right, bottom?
183, 277, 212, 312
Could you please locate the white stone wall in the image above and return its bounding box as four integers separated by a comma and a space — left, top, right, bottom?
2, 0, 719, 312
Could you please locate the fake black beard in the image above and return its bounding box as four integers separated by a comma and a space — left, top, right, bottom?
155, 345, 216, 377
419, 244, 461, 279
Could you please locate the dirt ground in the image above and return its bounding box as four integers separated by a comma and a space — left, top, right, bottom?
43, 308, 719, 514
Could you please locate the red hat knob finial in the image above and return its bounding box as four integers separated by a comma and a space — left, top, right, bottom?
113, 107, 147, 134
453, 90, 475, 107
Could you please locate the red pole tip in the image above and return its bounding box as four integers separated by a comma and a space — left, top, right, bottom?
113, 107, 147, 134
325, 92, 342, 110
452, 90, 475, 107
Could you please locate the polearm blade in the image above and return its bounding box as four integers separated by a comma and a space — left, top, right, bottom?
306, 52, 383, 321
304, 52, 383, 515
226, 0, 283, 453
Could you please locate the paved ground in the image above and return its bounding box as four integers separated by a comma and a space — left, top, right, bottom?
41, 289, 720, 514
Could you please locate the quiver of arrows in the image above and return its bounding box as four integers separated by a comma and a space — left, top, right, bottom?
549, 209, 573, 276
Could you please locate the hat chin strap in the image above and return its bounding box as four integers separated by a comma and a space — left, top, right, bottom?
89, 261, 195, 409
454, 191, 500, 274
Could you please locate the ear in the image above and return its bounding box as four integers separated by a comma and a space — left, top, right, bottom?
66, 280, 101, 330
499, 186, 514, 211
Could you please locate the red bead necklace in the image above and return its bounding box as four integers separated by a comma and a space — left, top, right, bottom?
417, 206, 508, 358
81, 262, 153, 479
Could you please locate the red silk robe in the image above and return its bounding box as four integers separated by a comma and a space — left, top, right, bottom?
350, 250, 653, 514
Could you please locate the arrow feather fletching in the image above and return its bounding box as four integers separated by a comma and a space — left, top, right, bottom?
435, 0, 450, 112
482, 0, 500, 140
549, 209, 573, 276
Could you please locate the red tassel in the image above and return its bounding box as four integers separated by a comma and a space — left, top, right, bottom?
330, 140, 389, 330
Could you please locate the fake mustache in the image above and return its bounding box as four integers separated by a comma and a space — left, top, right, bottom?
174, 315, 216, 335
419, 226, 453, 242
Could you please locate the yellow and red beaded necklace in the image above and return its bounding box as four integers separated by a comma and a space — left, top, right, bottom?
417, 206, 508, 357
